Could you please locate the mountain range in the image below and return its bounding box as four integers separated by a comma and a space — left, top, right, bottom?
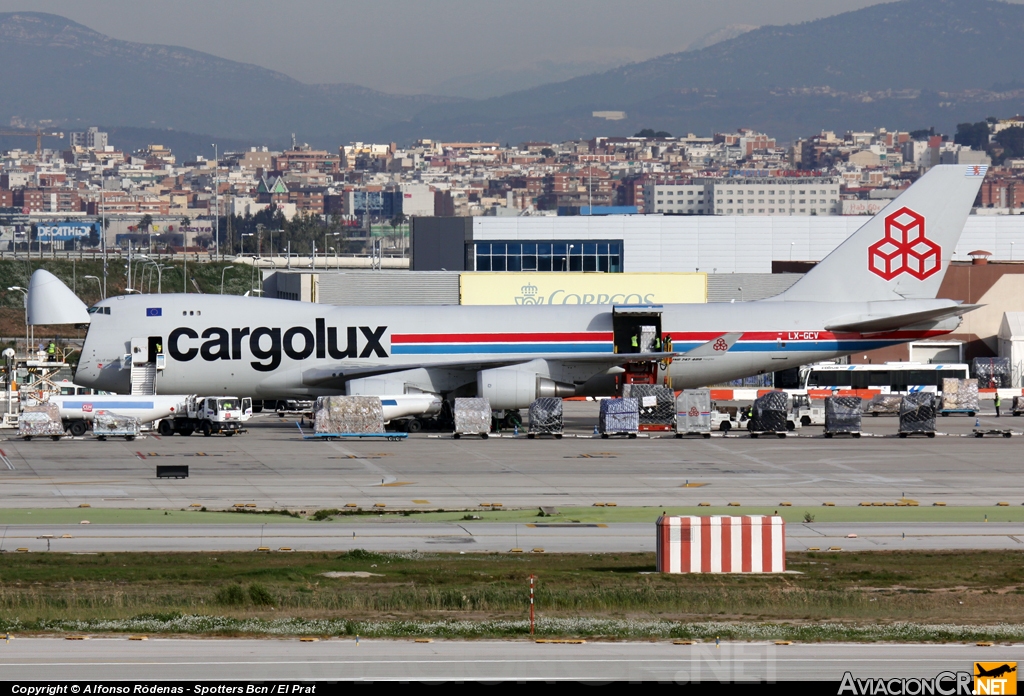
3, 0, 1024, 149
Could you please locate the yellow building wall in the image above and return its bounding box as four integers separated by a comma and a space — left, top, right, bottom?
460, 272, 706, 306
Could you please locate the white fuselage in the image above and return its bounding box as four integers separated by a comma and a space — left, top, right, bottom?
74, 294, 961, 402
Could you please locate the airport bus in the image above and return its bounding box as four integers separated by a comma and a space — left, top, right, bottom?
800, 362, 970, 393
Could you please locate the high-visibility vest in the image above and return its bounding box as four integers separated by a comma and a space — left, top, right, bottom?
631, 335, 638, 347
46, 343, 55, 354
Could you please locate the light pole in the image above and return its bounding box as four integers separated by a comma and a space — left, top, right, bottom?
150, 263, 171, 293
220, 265, 236, 294
100, 188, 107, 299
256, 223, 265, 258
8, 287, 28, 356
84, 275, 104, 299
211, 144, 220, 261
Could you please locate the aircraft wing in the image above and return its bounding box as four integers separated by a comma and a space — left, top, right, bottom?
824, 305, 980, 333
300, 352, 677, 387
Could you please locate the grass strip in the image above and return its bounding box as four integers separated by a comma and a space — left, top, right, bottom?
0, 550, 1022, 631
3, 616, 1024, 643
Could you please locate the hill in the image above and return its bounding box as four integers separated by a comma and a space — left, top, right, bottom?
3, 2, 1024, 146
0, 12, 461, 147
380, 0, 1024, 143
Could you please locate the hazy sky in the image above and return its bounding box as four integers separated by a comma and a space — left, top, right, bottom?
0, 0, 999, 95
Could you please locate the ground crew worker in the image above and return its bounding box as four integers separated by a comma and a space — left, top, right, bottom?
654, 335, 662, 351
630, 333, 639, 352
664, 334, 673, 352
156, 342, 162, 354
46, 341, 56, 362
995, 392, 1001, 418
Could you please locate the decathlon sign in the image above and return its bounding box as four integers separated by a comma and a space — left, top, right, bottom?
36, 222, 97, 242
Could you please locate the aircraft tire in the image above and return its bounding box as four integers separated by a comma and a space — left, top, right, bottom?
157, 420, 175, 436
406, 419, 423, 434
202, 423, 213, 437
69, 420, 88, 437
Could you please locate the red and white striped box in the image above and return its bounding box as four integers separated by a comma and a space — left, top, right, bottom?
656, 515, 785, 573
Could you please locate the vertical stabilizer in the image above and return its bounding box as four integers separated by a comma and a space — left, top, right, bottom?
27, 269, 90, 325
770, 164, 987, 302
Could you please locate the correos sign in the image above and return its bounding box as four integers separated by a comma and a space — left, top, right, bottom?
460, 272, 706, 305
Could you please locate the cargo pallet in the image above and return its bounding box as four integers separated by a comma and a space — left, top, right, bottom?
600, 432, 638, 439
675, 431, 712, 439
823, 431, 861, 439
940, 409, 977, 417
527, 432, 563, 439
453, 432, 489, 439
972, 428, 1013, 438
296, 423, 407, 441
749, 431, 787, 439
897, 431, 936, 438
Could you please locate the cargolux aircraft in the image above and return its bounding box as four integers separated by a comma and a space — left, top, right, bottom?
32, 165, 985, 411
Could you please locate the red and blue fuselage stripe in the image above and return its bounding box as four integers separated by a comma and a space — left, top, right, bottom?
389, 330, 947, 356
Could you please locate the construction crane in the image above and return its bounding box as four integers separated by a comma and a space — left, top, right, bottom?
0, 129, 64, 156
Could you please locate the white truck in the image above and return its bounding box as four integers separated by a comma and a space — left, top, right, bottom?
156, 396, 251, 437
790, 394, 825, 428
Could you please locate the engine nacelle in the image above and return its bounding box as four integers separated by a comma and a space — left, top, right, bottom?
476, 368, 575, 410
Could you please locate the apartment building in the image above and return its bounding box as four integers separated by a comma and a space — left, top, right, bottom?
708, 177, 840, 216
646, 177, 840, 216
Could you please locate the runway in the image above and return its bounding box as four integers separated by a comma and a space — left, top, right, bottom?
2, 521, 1022, 553
0, 404, 1020, 512
0, 638, 1017, 681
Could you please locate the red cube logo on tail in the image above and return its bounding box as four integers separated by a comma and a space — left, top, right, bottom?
868, 207, 940, 280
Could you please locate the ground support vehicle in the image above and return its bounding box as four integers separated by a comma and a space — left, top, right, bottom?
972, 428, 1013, 438
790, 394, 825, 429
296, 423, 406, 441
156, 396, 249, 437
939, 408, 977, 417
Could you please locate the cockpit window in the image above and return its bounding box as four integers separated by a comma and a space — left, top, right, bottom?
89, 306, 111, 315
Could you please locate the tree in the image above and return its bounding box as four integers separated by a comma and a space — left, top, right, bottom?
180, 216, 191, 229
138, 214, 153, 234
909, 127, 935, 141
634, 128, 672, 138
540, 147, 556, 158
995, 126, 1024, 160
954, 121, 990, 151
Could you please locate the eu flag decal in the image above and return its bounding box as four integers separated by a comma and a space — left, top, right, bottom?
146, 308, 162, 317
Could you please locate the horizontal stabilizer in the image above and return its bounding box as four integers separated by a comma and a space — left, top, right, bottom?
825, 305, 980, 333
681, 332, 742, 357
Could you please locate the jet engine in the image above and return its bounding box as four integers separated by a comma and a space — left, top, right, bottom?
476, 368, 575, 410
